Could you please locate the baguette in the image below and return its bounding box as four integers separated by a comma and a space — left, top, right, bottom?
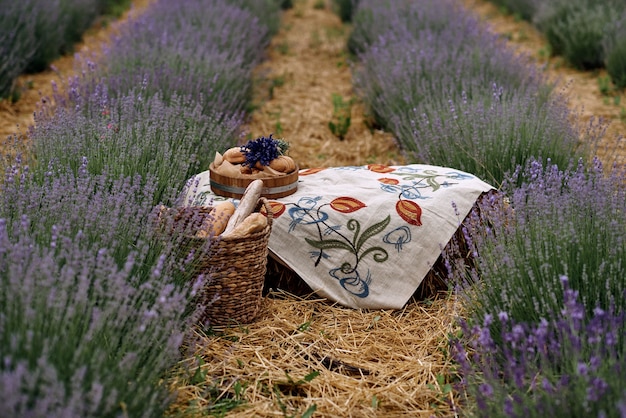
222, 212, 267, 239
195, 201, 235, 238
223, 179, 264, 235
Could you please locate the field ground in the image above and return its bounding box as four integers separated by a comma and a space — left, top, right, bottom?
1, 0, 624, 416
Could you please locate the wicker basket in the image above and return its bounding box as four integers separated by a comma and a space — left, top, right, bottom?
162, 198, 273, 328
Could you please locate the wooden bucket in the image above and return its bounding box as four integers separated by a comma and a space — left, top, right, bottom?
209, 163, 299, 199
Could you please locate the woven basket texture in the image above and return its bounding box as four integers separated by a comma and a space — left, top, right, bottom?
164, 199, 273, 327
202, 198, 272, 327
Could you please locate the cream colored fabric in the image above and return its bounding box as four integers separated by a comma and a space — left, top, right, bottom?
182, 164, 494, 309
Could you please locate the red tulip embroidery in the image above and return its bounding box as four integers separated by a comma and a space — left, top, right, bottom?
330, 196, 366, 213
396, 199, 422, 226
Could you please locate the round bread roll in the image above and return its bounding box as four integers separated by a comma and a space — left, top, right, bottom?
269, 155, 296, 173
223, 147, 246, 164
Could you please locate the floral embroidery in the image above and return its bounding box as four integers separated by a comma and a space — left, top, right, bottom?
396, 200, 422, 226
287, 196, 391, 298
383, 226, 412, 252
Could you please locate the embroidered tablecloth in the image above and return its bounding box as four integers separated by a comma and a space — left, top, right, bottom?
181, 164, 494, 309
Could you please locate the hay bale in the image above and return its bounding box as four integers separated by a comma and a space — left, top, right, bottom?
263, 191, 500, 302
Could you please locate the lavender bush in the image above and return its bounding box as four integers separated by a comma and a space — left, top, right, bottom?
351, 0, 546, 114
15, 0, 65, 73
534, 0, 626, 70
1, 0, 282, 415
354, 23, 543, 108
447, 157, 626, 336
102, 0, 271, 116
0, 0, 37, 98
604, 14, 626, 89
59, 0, 103, 54
349, 0, 473, 55
451, 277, 626, 417
29, 72, 239, 206
228, 0, 283, 36
0, 157, 212, 416
351, 0, 591, 187
391, 84, 594, 187
0, 0, 132, 98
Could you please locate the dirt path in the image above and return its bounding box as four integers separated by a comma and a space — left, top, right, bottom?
242, 1, 403, 168
2, 0, 623, 416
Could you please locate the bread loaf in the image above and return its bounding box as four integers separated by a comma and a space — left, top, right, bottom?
195, 201, 235, 238
223, 179, 264, 235
222, 212, 267, 239
269, 155, 296, 173
213, 151, 224, 168
223, 147, 246, 164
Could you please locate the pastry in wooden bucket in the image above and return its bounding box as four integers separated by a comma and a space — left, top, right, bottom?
209, 134, 298, 199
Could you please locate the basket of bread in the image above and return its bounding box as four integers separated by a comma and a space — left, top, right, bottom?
209, 134, 298, 199
160, 179, 273, 327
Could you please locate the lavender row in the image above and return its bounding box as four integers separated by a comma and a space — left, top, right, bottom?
0, 158, 211, 417
487, 0, 626, 87
1, 0, 282, 415
100, 0, 279, 116
0, 0, 132, 99
451, 276, 626, 417
350, 0, 598, 188
29, 0, 281, 206
443, 158, 626, 416
349, 0, 625, 415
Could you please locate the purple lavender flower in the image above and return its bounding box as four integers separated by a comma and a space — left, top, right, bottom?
350, 0, 600, 186
450, 277, 626, 417
0, 156, 211, 416
241, 134, 281, 167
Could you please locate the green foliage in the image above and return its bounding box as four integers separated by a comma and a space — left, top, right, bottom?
182, 356, 247, 417
269, 74, 286, 99
328, 93, 353, 140
598, 75, 613, 96
606, 45, 626, 89
98, 0, 132, 16
277, 0, 293, 9
276, 40, 290, 55
535, 1, 624, 70
485, 0, 536, 21
273, 371, 320, 417
427, 373, 455, 412
331, 0, 358, 22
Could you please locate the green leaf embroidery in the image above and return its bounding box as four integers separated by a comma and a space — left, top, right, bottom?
426, 176, 440, 191
356, 215, 391, 252
305, 237, 353, 252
